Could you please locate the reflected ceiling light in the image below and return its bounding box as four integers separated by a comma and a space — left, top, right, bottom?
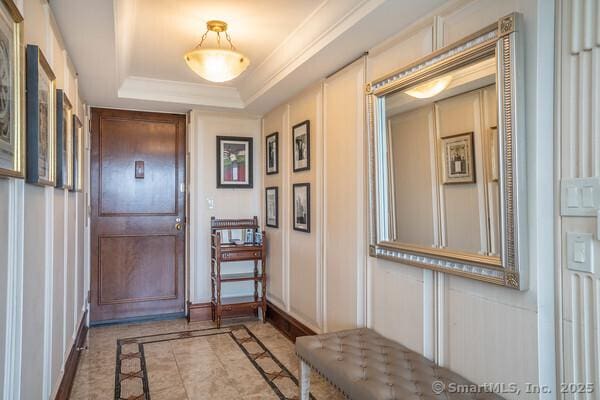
404, 75, 453, 99
184, 20, 250, 83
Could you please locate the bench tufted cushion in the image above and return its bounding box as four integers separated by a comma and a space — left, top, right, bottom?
296, 328, 503, 400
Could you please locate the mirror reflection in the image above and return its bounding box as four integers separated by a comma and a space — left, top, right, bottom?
384, 55, 500, 258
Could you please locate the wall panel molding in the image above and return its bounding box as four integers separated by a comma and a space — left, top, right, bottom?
2, 180, 24, 400
560, 0, 598, 395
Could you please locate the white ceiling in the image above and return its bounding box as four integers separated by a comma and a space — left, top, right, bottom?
50, 0, 447, 115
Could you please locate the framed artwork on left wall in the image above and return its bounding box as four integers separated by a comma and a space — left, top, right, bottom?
55, 89, 73, 189
26, 44, 56, 186
0, 0, 24, 179
72, 115, 83, 192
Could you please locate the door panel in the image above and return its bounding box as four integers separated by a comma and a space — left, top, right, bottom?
98, 235, 177, 304
91, 108, 186, 323
100, 118, 178, 215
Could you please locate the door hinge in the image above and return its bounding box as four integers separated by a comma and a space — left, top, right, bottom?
87, 290, 91, 304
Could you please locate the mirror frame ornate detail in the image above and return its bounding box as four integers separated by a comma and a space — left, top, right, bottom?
366, 13, 527, 290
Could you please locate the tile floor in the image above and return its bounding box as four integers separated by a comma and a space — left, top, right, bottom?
70, 317, 344, 400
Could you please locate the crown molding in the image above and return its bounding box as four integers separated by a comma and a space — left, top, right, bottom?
239, 0, 385, 106
118, 76, 245, 109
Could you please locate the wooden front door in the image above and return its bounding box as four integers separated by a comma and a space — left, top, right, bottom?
90, 108, 186, 323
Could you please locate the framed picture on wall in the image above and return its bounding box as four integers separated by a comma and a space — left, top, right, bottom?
292, 120, 310, 172
216, 136, 253, 188
72, 114, 83, 191
0, 0, 24, 179
293, 183, 310, 232
55, 89, 73, 189
441, 132, 475, 184
265, 131, 278, 175
265, 186, 278, 228
26, 44, 56, 186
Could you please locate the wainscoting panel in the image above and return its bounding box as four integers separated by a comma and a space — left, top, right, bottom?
559, 0, 600, 396
0, 1, 89, 399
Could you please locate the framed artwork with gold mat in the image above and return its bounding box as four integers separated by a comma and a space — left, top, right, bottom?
72, 114, 83, 192
0, 0, 24, 179
26, 44, 56, 186
55, 89, 73, 189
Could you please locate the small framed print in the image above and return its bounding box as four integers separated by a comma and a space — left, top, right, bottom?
72, 115, 83, 191
55, 90, 73, 189
0, 0, 24, 179
265, 186, 278, 228
292, 120, 310, 172
265, 131, 278, 175
293, 183, 310, 233
26, 44, 56, 186
216, 136, 253, 188
441, 132, 475, 184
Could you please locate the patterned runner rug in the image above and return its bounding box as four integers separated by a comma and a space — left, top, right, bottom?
114, 324, 315, 400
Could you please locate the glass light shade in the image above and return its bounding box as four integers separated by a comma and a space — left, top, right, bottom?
404, 76, 453, 99
184, 47, 250, 83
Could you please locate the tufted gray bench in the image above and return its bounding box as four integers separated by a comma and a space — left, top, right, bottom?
296, 328, 503, 400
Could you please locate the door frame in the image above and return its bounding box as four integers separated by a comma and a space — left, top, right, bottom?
84, 107, 189, 325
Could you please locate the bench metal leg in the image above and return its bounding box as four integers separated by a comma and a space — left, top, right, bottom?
299, 359, 311, 400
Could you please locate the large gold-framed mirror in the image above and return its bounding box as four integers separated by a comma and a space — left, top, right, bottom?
366, 13, 527, 289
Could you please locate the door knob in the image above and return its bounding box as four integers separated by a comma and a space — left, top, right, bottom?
175, 223, 183, 231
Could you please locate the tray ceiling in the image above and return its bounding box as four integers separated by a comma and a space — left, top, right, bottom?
50, 0, 447, 114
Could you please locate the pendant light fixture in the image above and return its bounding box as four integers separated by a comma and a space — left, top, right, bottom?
184, 20, 250, 83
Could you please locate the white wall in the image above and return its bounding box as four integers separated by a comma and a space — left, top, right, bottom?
262, 61, 367, 333
262, 0, 556, 398
368, 1, 548, 398
0, 0, 88, 398
188, 111, 262, 304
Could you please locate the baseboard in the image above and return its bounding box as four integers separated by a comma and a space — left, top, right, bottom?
187, 301, 258, 322
265, 301, 316, 342
90, 312, 185, 327
54, 310, 88, 400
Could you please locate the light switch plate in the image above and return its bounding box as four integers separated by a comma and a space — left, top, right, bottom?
566, 232, 593, 273
561, 178, 600, 216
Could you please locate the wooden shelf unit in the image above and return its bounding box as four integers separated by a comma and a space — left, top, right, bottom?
210, 217, 267, 328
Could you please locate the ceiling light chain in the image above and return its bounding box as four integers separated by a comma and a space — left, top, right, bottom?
195, 22, 236, 50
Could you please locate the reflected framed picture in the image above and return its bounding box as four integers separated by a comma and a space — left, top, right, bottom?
265, 186, 278, 228
26, 44, 56, 186
0, 0, 24, 178
441, 132, 475, 184
265, 131, 278, 175
216, 136, 253, 188
293, 183, 310, 233
489, 127, 499, 182
56, 89, 73, 189
72, 114, 83, 191
292, 120, 310, 172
